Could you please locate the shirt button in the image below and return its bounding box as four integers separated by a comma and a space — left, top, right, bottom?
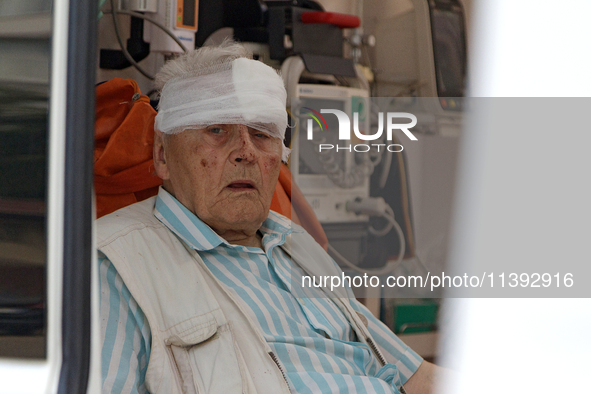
356, 311, 369, 327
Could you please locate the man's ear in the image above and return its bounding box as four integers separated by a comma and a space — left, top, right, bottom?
153, 130, 170, 180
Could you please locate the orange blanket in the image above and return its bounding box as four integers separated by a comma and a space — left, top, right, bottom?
94, 78, 327, 250
94, 78, 162, 218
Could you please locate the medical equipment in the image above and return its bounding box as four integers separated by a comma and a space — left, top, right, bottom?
116, 0, 197, 53
290, 84, 371, 224
286, 69, 412, 274
100, 0, 192, 80
372, 0, 466, 137
142, 0, 198, 53
269, 2, 412, 273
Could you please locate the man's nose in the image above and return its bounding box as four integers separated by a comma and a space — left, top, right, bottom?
230, 125, 258, 164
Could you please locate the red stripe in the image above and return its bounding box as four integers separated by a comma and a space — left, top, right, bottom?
304, 107, 329, 131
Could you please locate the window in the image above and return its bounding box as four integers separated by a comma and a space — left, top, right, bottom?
0, 2, 51, 359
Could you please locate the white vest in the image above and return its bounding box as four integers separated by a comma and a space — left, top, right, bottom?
97, 197, 386, 394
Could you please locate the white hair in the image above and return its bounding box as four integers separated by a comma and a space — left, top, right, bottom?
154, 39, 253, 91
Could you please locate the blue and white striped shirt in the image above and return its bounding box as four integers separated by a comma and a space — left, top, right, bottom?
99, 187, 422, 394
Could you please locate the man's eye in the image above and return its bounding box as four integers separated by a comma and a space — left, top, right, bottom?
254, 132, 269, 139
208, 127, 223, 134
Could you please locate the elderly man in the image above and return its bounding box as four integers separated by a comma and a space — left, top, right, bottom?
97, 41, 440, 394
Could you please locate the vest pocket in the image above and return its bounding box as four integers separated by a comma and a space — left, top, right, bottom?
166, 322, 246, 394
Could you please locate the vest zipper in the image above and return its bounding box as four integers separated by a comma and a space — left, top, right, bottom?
269, 351, 290, 388
366, 338, 408, 394
366, 336, 387, 366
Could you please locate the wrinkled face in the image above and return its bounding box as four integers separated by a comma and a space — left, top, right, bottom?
153, 124, 282, 237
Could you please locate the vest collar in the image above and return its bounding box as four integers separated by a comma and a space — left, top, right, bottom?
153, 187, 295, 252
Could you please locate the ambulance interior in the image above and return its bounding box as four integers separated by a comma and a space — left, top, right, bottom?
100, 0, 467, 339
1, 0, 591, 393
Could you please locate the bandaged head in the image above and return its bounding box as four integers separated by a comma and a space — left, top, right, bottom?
155, 57, 290, 161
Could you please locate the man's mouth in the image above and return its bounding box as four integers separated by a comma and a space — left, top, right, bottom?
226, 180, 256, 190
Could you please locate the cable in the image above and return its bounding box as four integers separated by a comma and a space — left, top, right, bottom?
328, 214, 405, 276
393, 139, 415, 256
379, 119, 403, 189
327, 198, 407, 276
378, 144, 392, 188
111, 9, 189, 53
368, 213, 393, 236
104, 4, 189, 80
108, 0, 155, 79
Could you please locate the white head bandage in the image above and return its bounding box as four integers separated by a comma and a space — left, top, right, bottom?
155, 57, 290, 161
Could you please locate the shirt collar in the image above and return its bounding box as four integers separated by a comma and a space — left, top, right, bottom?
153, 187, 295, 251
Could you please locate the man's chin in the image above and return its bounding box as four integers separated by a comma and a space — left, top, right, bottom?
211, 203, 267, 226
